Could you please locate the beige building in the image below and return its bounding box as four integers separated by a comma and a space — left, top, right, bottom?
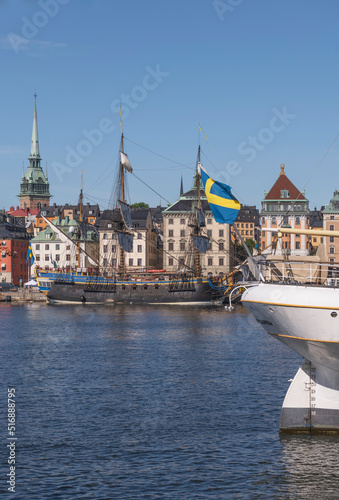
162, 173, 233, 275
98, 208, 159, 274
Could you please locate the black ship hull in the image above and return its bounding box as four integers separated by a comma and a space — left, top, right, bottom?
47, 277, 222, 305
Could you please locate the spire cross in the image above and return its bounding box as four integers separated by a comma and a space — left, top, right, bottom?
34, 90, 37, 101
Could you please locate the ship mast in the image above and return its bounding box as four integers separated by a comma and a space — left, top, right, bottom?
77, 170, 83, 268
119, 105, 126, 276
195, 126, 202, 277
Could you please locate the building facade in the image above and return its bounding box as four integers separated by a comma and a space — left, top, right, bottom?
162, 173, 233, 275
0, 213, 30, 285
98, 208, 159, 274
18, 93, 51, 210
232, 205, 260, 247
31, 216, 99, 271
260, 164, 310, 256
322, 191, 339, 264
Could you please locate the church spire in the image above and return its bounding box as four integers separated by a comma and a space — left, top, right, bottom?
30, 90, 40, 160
180, 173, 183, 196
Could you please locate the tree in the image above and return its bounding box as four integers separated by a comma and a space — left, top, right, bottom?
235, 238, 256, 262
131, 202, 149, 208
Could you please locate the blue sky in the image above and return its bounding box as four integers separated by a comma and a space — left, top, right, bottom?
1, 0, 339, 212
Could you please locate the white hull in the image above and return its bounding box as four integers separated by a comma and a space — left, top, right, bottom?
242, 284, 339, 433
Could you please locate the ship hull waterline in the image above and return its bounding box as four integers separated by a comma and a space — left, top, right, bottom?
242, 283, 339, 434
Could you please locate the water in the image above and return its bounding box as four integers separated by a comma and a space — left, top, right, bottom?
1, 303, 339, 499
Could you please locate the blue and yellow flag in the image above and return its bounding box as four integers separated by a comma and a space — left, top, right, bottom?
26, 243, 35, 267
199, 165, 241, 224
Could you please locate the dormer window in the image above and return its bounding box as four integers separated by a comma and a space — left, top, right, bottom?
281, 190, 289, 198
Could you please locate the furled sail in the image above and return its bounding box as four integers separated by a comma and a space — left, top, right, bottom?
196, 208, 206, 227
120, 152, 133, 173
117, 231, 133, 253
119, 200, 134, 230
192, 235, 210, 253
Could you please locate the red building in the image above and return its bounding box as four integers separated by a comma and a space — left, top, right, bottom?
0, 213, 30, 285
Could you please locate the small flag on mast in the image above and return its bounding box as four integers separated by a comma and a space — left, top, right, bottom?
26, 243, 35, 267
198, 164, 241, 224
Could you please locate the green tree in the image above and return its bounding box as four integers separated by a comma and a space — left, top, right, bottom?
235, 238, 256, 262
131, 202, 149, 208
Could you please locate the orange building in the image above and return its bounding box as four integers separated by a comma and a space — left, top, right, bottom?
260, 164, 310, 256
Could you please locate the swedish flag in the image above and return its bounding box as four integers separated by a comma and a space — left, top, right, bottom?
199, 164, 241, 224
26, 243, 35, 267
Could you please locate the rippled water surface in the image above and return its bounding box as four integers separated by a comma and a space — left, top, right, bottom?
1, 303, 339, 499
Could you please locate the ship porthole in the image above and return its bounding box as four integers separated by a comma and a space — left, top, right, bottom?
331, 311, 337, 318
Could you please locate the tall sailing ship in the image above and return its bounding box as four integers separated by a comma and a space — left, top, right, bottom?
35, 128, 230, 305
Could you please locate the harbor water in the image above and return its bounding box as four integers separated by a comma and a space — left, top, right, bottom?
1, 303, 339, 499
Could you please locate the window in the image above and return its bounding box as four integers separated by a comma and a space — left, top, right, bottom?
330, 225, 334, 231
138, 233, 142, 239
56, 244, 60, 250
168, 230, 173, 237
66, 245, 70, 250
111, 258, 116, 267
245, 224, 248, 228
103, 233, 108, 239
129, 259, 133, 266
281, 190, 289, 198
1, 241, 6, 246
112, 234, 117, 240
36, 244, 40, 250
219, 229, 224, 237
295, 217, 300, 225
219, 242, 224, 251
66, 254, 70, 261
45, 244, 49, 250
180, 242, 185, 251
207, 230, 212, 237
103, 245, 108, 253
112, 245, 116, 253
208, 243, 212, 250
137, 259, 142, 266
169, 242, 174, 251
137, 245, 142, 253
219, 258, 224, 266
330, 236, 334, 243
46, 233, 50, 239
45, 255, 49, 261
169, 258, 173, 266
272, 217, 276, 224
207, 219, 212, 225
1, 263, 6, 270
330, 247, 335, 254
36, 255, 40, 261
330, 216, 335, 220
169, 219, 173, 225
56, 255, 60, 262
208, 258, 213, 266
295, 242, 300, 250
1, 251, 6, 258
330, 258, 335, 263
103, 258, 107, 266
180, 219, 185, 225
180, 230, 185, 237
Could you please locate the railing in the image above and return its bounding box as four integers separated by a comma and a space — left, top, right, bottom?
257, 260, 339, 286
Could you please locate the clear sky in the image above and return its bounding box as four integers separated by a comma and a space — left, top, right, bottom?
1, 0, 339, 212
